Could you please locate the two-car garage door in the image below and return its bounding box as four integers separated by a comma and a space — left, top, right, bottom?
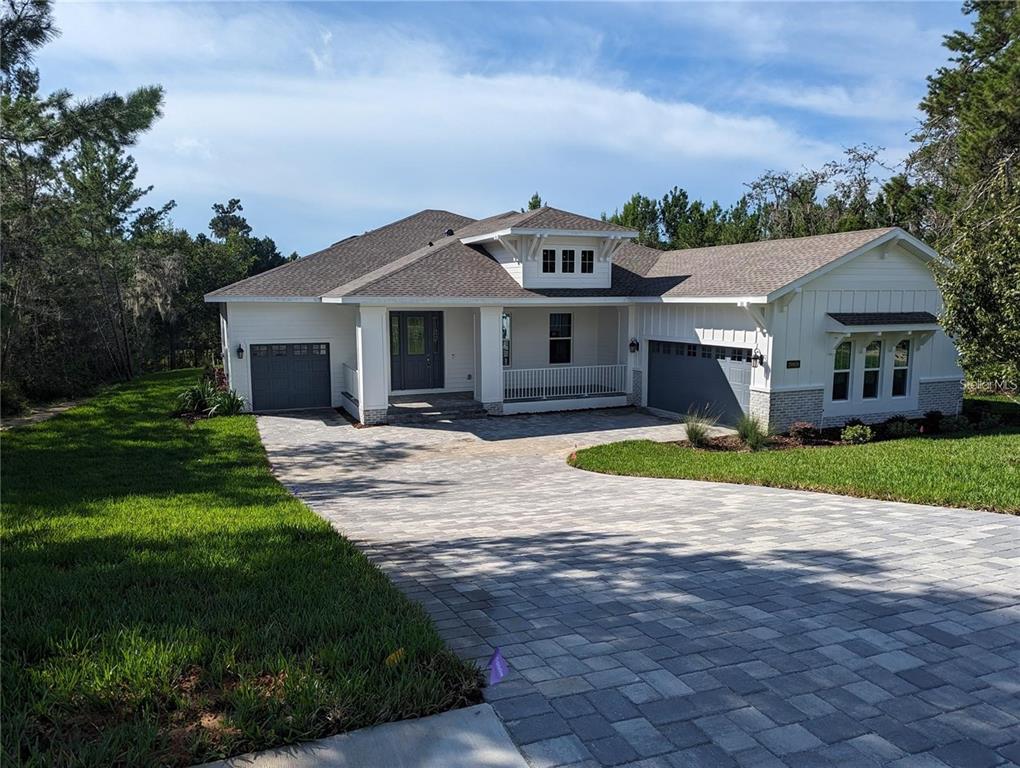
250, 343, 331, 411
647, 340, 752, 424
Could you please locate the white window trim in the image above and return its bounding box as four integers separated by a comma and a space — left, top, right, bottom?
580, 249, 595, 274
549, 312, 572, 366
832, 340, 852, 402
561, 248, 576, 274
501, 312, 512, 368
862, 340, 883, 400
542, 248, 557, 274
891, 338, 911, 398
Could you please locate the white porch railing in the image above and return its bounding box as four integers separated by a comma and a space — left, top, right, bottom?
342, 362, 360, 403
504, 364, 628, 402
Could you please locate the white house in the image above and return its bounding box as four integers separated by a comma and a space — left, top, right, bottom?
205, 206, 963, 431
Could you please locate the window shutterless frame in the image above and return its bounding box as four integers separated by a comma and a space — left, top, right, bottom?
548, 312, 572, 365
581, 249, 594, 274
892, 339, 910, 397
542, 248, 556, 273
862, 340, 882, 399
561, 249, 575, 273
832, 340, 851, 401
501, 312, 512, 367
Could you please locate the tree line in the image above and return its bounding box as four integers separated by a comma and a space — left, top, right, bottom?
1, 0, 295, 406
1, 0, 1016, 408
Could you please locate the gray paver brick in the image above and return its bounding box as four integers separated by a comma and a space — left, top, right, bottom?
258, 409, 1020, 768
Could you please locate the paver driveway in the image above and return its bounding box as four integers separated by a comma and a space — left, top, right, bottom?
258, 408, 1020, 768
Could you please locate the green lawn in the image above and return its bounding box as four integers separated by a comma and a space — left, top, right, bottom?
1, 371, 480, 767
571, 429, 1020, 514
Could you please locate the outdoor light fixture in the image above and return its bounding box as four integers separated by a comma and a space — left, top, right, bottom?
236, 344, 244, 360
751, 347, 765, 368
629, 338, 640, 354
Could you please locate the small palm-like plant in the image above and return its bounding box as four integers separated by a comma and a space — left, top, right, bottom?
736, 414, 769, 451
684, 409, 717, 448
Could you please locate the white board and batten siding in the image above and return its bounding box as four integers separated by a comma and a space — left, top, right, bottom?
637, 302, 771, 394
222, 302, 357, 411
768, 242, 962, 420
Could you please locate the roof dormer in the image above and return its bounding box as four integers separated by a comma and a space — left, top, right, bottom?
458, 206, 637, 288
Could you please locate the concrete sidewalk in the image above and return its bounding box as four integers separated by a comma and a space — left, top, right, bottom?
199, 704, 527, 768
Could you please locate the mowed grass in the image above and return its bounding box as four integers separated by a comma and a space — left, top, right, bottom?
571, 429, 1020, 514
1, 370, 481, 767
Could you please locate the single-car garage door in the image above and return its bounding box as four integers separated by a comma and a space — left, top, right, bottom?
250, 343, 331, 411
647, 341, 752, 424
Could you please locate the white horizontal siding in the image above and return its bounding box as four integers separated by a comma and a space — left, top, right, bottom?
503, 306, 621, 369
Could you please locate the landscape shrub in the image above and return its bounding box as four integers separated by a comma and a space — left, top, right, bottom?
977, 412, 1003, 431
176, 379, 244, 418
736, 414, 769, 451
923, 410, 944, 432
683, 409, 716, 448
940, 414, 973, 432
788, 421, 820, 442
841, 424, 874, 444
207, 388, 245, 416
885, 420, 920, 438
201, 363, 228, 391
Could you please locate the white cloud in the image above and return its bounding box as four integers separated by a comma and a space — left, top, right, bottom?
39, 1, 952, 252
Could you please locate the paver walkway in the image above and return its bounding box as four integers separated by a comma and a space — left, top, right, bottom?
258, 408, 1020, 768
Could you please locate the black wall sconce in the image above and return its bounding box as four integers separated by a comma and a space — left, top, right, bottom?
629, 338, 640, 354
236, 344, 244, 360
751, 347, 765, 368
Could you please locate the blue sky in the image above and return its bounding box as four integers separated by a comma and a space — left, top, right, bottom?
40, 1, 965, 255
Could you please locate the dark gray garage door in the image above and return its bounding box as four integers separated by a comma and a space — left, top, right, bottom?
250, 343, 331, 411
647, 341, 752, 425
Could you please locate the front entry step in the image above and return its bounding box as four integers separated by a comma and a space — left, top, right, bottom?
386, 393, 488, 424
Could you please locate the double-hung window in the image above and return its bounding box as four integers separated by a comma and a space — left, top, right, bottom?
832, 341, 851, 401
561, 249, 575, 273
542, 248, 556, 274
862, 340, 882, 399
549, 313, 572, 364
892, 339, 910, 397
581, 250, 594, 274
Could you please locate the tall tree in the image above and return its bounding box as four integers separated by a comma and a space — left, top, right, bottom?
605, 193, 661, 247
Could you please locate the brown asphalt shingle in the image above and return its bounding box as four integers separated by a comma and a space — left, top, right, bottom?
206, 207, 904, 301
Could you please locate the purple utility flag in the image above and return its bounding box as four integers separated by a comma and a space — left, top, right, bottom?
488, 647, 509, 685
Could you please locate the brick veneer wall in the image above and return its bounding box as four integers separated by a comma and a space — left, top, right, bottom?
917, 378, 963, 416
751, 387, 824, 433
361, 407, 389, 426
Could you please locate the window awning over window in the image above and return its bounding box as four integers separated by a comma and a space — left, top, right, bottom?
825, 312, 940, 334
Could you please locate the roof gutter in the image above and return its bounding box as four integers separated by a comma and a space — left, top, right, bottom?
203, 294, 321, 303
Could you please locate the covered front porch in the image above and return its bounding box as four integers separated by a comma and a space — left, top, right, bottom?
342, 303, 638, 424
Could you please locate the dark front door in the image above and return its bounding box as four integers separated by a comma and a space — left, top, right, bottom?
390, 311, 444, 390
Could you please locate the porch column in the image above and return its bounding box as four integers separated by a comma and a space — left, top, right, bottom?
625, 304, 643, 406
356, 305, 389, 425
478, 305, 504, 415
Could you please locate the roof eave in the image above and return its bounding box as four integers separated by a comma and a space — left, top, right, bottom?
460, 227, 637, 244
203, 294, 322, 303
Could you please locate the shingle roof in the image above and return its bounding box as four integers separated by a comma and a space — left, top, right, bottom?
206, 209, 475, 298
642, 228, 897, 298
828, 312, 938, 326
491, 205, 636, 233
206, 207, 907, 302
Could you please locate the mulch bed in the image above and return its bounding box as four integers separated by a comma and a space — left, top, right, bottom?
677, 434, 839, 452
